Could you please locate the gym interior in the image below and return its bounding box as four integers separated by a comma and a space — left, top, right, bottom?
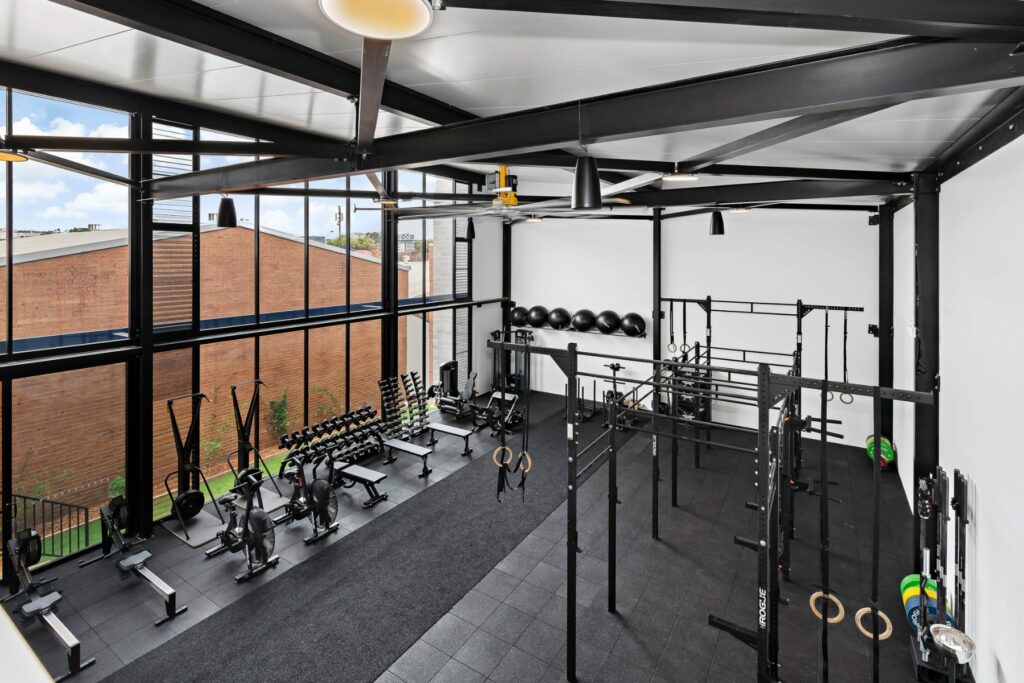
0, 2, 1019, 682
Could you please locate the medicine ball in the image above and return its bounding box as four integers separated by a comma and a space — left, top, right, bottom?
510, 306, 528, 327
548, 307, 571, 330
527, 305, 549, 328
596, 310, 621, 334
571, 309, 596, 332
620, 312, 646, 337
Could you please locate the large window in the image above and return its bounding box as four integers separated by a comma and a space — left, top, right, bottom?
258, 331, 305, 450
308, 325, 347, 419
349, 320, 382, 410
309, 178, 348, 316
259, 189, 306, 322
200, 338, 255, 480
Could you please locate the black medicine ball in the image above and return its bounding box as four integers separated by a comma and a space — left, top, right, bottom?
548, 307, 571, 329
510, 306, 528, 326
527, 305, 549, 328
620, 312, 646, 337
571, 309, 596, 332
596, 310, 621, 334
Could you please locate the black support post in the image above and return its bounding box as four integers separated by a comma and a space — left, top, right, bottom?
565, 343, 579, 682
126, 112, 154, 536
381, 171, 399, 380
913, 173, 940, 572
651, 209, 662, 539
877, 204, 895, 436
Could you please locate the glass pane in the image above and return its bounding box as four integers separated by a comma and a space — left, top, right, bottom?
12, 160, 130, 350
152, 348, 192, 521
398, 219, 423, 306
153, 230, 193, 329
429, 309, 455, 388
399, 312, 423, 381
309, 192, 348, 317
350, 175, 382, 311
426, 215, 454, 303
309, 325, 347, 420
259, 192, 305, 322
349, 319, 381, 410
258, 331, 305, 452
200, 338, 255, 480
200, 128, 254, 172
11, 365, 125, 564
12, 91, 128, 137
152, 120, 195, 226
200, 195, 256, 329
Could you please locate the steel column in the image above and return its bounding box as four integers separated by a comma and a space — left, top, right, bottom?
877, 205, 895, 436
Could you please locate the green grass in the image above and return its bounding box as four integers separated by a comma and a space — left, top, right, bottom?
30, 449, 290, 565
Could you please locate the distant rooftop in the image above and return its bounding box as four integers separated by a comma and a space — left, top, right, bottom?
0, 223, 408, 269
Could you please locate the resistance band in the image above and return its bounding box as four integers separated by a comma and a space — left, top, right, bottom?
840, 311, 853, 404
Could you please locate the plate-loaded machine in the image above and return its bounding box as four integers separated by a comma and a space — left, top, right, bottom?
78, 497, 186, 626
2, 529, 96, 680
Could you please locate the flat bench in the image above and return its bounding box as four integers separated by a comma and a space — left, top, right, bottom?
427, 422, 474, 458
334, 462, 389, 508
382, 438, 433, 478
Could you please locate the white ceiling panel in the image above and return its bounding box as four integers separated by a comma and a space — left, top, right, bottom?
584, 119, 797, 162
0, 0, 127, 60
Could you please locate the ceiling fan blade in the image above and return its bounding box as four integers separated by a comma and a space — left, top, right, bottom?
365, 172, 388, 198
600, 172, 664, 197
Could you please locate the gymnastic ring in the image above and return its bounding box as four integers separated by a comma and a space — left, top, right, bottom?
809, 591, 845, 624
492, 446, 514, 468
667, 342, 677, 353
854, 607, 892, 641
519, 450, 533, 474
826, 391, 835, 402
840, 393, 854, 405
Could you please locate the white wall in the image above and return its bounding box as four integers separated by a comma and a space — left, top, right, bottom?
934, 135, 1024, 683
893, 205, 917, 506
471, 217, 504, 390
511, 218, 655, 402
662, 209, 879, 442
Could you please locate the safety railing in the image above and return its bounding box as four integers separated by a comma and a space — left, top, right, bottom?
10, 493, 91, 560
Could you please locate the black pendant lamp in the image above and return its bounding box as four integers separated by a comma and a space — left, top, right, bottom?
466, 217, 476, 240
571, 156, 602, 210
709, 210, 725, 236
216, 196, 238, 227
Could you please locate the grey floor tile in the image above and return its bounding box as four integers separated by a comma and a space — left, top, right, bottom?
422, 613, 479, 656
479, 603, 533, 645
488, 646, 548, 683
515, 619, 566, 664
452, 630, 512, 677
430, 657, 485, 683
390, 640, 450, 683
495, 551, 540, 580
451, 589, 501, 627
524, 561, 565, 593
504, 582, 552, 618
598, 653, 653, 683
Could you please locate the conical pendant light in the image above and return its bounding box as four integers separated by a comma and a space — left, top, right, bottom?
216, 196, 238, 227
572, 156, 602, 211
709, 210, 725, 236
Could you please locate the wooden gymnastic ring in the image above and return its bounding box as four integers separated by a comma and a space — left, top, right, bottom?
809, 591, 845, 624
519, 450, 533, 474
667, 342, 677, 353
826, 391, 835, 402
854, 607, 892, 641
492, 446, 514, 468
840, 393, 854, 405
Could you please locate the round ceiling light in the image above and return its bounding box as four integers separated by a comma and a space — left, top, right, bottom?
0, 150, 28, 162
319, 0, 434, 40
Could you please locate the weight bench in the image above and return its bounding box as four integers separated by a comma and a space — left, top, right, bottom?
335, 462, 390, 508
427, 422, 474, 458
382, 438, 433, 478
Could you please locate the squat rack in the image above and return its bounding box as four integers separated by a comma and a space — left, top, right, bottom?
485, 336, 932, 683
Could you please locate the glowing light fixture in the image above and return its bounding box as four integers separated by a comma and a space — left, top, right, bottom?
663, 163, 699, 182
526, 215, 543, 223
373, 197, 399, 207
319, 0, 434, 40
216, 197, 237, 227
0, 149, 28, 162
728, 206, 752, 214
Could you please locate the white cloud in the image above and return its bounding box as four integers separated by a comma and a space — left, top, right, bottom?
15, 180, 68, 201
40, 182, 128, 222
90, 123, 129, 138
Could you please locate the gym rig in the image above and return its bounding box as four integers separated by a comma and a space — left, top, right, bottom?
487, 336, 935, 683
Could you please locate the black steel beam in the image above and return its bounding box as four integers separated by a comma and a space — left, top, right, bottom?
679, 105, 888, 171
357, 40, 392, 152
149, 38, 1024, 198
443, 0, 1024, 43
753, 203, 879, 212
623, 179, 909, 206
931, 86, 1024, 183
912, 173, 939, 573
49, 0, 472, 126
6, 135, 329, 157
24, 150, 136, 187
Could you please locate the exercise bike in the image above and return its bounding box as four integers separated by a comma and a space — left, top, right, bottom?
274, 449, 340, 545
205, 468, 280, 582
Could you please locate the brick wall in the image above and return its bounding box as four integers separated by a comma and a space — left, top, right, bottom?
3, 227, 408, 519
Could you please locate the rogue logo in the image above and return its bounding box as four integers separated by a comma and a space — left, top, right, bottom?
758, 587, 767, 630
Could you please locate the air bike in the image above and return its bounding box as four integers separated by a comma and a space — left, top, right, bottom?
205, 467, 280, 582
274, 447, 340, 545
78, 496, 186, 626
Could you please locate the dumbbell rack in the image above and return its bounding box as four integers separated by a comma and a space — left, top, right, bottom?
278, 406, 384, 473
401, 371, 429, 437
378, 377, 409, 439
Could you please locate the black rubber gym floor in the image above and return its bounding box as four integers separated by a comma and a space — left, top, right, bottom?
383, 415, 919, 682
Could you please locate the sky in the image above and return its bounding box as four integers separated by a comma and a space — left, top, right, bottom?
2, 91, 455, 238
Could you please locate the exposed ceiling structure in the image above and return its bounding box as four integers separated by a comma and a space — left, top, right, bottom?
2, 0, 1024, 212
